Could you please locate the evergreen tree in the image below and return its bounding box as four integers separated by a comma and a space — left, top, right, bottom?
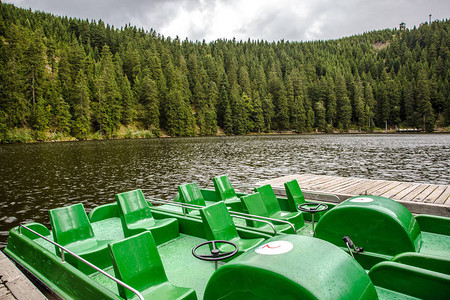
335, 74, 352, 130
314, 101, 327, 132
416, 68, 435, 132
93, 45, 121, 138
268, 65, 289, 130
71, 69, 91, 139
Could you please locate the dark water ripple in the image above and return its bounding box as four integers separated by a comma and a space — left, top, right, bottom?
0, 134, 449, 247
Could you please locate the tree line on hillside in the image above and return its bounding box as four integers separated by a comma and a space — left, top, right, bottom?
0, 3, 449, 142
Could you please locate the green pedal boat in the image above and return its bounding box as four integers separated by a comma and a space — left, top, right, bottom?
4, 181, 450, 299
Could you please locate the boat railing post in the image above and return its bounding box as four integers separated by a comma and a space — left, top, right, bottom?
61, 249, 65, 263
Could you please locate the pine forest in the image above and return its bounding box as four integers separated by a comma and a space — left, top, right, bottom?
0, 3, 449, 143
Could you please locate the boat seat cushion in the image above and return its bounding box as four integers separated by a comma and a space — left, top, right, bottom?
109, 231, 196, 300
49, 203, 113, 274
116, 189, 179, 245
200, 202, 264, 256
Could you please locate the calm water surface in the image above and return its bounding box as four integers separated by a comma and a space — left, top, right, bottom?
1, 134, 449, 247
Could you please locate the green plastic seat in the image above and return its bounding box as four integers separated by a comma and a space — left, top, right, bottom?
213, 175, 242, 210
178, 182, 206, 214
49, 203, 112, 274
116, 189, 179, 245
255, 184, 304, 230
240, 193, 296, 234
109, 231, 197, 300
284, 179, 306, 211
284, 179, 325, 221
199, 202, 264, 255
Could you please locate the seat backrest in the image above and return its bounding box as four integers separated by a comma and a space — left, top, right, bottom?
240, 193, 270, 228
178, 182, 206, 213
213, 175, 237, 201
115, 189, 153, 225
284, 179, 305, 211
199, 201, 239, 241
49, 203, 94, 247
255, 184, 281, 216
109, 231, 167, 299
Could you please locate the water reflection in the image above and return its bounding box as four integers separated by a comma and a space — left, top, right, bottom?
0, 134, 449, 247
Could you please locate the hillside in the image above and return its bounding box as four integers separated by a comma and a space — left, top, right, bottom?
0, 3, 449, 142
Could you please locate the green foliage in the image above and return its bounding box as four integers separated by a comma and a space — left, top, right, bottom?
0, 2, 448, 142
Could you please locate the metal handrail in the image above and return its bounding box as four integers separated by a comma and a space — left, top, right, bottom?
229, 213, 278, 234
303, 190, 341, 203
229, 210, 296, 233
148, 198, 204, 215
148, 198, 296, 234
18, 225, 144, 300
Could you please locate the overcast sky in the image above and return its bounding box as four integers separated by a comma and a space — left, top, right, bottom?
5, 0, 450, 42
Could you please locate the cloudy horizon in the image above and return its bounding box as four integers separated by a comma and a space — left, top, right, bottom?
5, 0, 450, 42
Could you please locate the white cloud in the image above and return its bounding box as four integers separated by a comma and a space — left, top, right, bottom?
5, 0, 450, 42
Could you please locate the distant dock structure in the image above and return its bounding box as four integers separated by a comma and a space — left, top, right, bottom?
256, 174, 450, 217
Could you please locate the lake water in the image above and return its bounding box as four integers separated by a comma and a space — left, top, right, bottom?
1, 134, 449, 247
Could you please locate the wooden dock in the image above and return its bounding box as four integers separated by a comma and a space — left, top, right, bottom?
256, 174, 450, 217
0, 251, 46, 300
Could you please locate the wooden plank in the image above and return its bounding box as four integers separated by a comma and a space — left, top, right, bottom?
362, 181, 392, 195
381, 182, 415, 198
392, 183, 422, 200
405, 185, 431, 201
423, 185, 447, 203
338, 179, 373, 194
413, 185, 439, 203
345, 180, 386, 195
257, 174, 314, 187
371, 181, 405, 196
295, 174, 325, 183
326, 178, 368, 193
5, 277, 46, 300
299, 176, 337, 188
342, 179, 390, 195
310, 177, 354, 190
338, 179, 373, 193
0, 255, 22, 283
0, 252, 46, 300
436, 187, 450, 204
0, 284, 14, 298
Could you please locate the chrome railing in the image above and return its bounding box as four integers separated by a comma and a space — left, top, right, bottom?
18, 225, 144, 300
304, 190, 341, 203
148, 198, 296, 234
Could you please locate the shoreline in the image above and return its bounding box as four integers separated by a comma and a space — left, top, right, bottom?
1, 128, 450, 145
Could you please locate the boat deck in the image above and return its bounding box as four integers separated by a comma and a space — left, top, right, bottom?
33, 216, 217, 299
0, 250, 46, 300
256, 174, 450, 217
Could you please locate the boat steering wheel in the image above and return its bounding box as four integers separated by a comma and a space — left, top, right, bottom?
192, 240, 238, 261
297, 203, 328, 213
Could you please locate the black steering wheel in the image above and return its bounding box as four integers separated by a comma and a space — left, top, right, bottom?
298, 203, 328, 213
192, 240, 238, 261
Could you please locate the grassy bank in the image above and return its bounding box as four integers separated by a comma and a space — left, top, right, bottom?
1, 126, 449, 144
0, 126, 161, 144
